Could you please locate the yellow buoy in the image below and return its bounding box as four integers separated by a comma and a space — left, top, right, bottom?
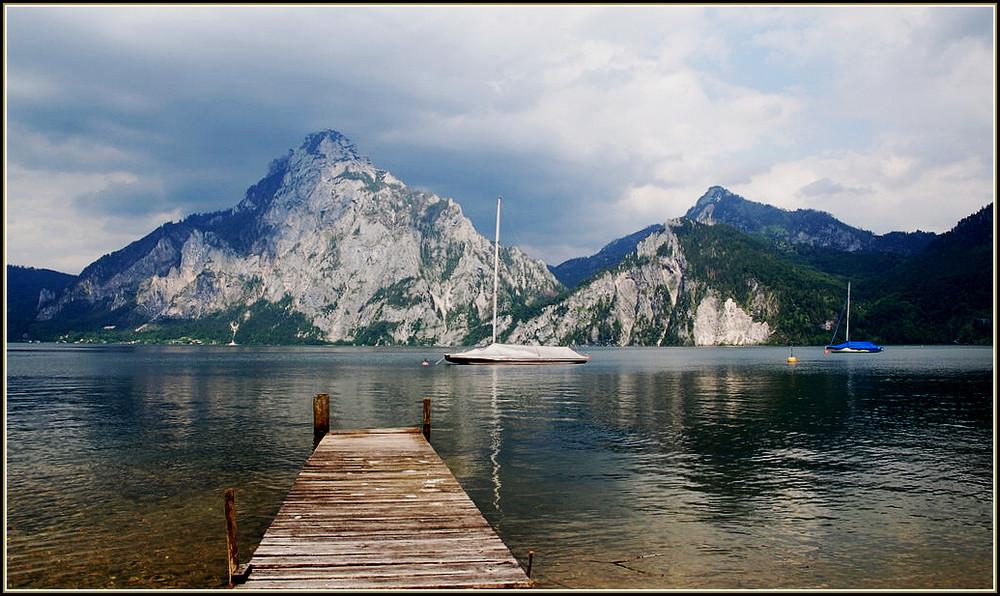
787, 347, 797, 363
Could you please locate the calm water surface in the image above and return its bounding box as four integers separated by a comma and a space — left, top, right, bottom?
4, 344, 994, 590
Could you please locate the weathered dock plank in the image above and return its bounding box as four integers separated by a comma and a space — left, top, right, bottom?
237, 427, 532, 590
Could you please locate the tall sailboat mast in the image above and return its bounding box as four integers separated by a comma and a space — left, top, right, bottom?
492, 196, 501, 345
846, 281, 851, 343
824, 280, 882, 353
443, 192, 589, 364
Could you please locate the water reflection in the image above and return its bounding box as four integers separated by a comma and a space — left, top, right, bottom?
5, 344, 993, 590
422, 347, 992, 589
490, 367, 502, 514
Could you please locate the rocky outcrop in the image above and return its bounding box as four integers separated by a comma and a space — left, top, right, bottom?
507, 221, 774, 346
693, 292, 771, 346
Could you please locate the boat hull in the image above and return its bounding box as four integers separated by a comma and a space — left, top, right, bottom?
825, 341, 883, 353
445, 343, 590, 365
444, 355, 590, 365
825, 348, 883, 353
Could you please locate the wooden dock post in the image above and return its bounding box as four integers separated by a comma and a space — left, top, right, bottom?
224, 489, 252, 586
313, 392, 329, 449
422, 397, 431, 439
225, 489, 238, 586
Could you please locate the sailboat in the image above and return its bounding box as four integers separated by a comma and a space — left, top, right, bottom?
444, 196, 590, 365
824, 282, 883, 353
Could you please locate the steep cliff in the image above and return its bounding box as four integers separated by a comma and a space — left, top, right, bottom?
507, 221, 777, 346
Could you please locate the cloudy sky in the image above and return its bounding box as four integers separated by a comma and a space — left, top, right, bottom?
5, 4, 995, 275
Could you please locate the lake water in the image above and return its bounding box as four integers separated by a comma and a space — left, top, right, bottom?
4, 344, 994, 590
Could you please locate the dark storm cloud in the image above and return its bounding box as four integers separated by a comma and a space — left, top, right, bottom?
4, 4, 994, 274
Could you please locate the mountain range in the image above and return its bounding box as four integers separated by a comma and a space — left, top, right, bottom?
6, 129, 993, 347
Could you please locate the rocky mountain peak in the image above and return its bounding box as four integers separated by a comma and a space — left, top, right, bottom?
686, 186, 933, 255
233, 130, 377, 216
301, 129, 367, 163
34, 130, 562, 346
687, 186, 733, 224
695, 185, 731, 204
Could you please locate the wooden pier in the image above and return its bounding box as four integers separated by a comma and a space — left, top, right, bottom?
231, 397, 533, 590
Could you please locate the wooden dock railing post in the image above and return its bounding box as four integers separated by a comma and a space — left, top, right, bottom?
313, 393, 330, 449
224, 489, 251, 587
225, 489, 238, 587
422, 397, 431, 439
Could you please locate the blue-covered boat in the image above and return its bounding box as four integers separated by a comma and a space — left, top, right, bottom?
825, 282, 883, 353
825, 340, 884, 353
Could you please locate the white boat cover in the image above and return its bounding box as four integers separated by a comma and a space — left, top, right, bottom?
445, 343, 589, 364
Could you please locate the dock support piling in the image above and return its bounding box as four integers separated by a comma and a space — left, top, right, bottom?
313, 393, 330, 449
422, 397, 431, 439
527, 550, 534, 577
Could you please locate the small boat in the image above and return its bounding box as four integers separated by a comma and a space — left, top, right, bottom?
825, 282, 883, 353
445, 342, 590, 365
445, 196, 589, 365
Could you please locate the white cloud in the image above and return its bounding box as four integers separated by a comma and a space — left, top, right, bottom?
6, 165, 186, 273
733, 145, 991, 233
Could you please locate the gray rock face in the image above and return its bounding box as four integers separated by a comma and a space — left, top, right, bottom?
507, 221, 773, 346
40, 130, 561, 345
